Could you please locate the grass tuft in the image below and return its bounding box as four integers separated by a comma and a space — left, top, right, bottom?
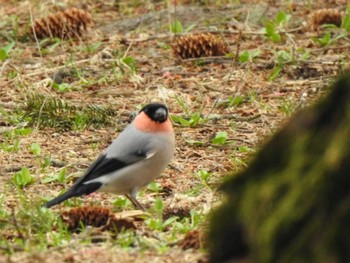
22, 93, 116, 131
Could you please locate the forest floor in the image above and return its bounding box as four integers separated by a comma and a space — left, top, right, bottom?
0, 0, 349, 262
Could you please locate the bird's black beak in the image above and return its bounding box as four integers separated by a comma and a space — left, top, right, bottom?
154, 108, 167, 122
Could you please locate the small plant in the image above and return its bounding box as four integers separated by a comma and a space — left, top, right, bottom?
279, 98, 296, 117
170, 20, 196, 34
116, 230, 136, 248
197, 169, 212, 183
211, 131, 229, 145
157, 41, 170, 50
42, 168, 68, 184
0, 41, 15, 61
147, 182, 162, 193
312, 32, 344, 47
1, 128, 31, 153
171, 96, 207, 128
269, 47, 310, 81
122, 56, 137, 73
81, 41, 102, 54
1, 137, 20, 153
186, 169, 214, 196
13, 167, 34, 188
238, 49, 261, 63
145, 198, 169, 231
264, 11, 291, 43
228, 96, 245, 107
22, 93, 116, 131
52, 82, 73, 93
170, 20, 183, 34
112, 196, 132, 209
341, 5, 350, 32
30, 142, 41, 156
171, 112, 205, 128
39, 38, 61, 54
3, 202, 71, 252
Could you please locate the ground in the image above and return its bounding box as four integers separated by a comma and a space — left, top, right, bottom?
0, 0, 349, 262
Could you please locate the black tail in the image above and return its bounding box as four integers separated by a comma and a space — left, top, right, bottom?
44, 182, 102, 208
44, 190, 77, 208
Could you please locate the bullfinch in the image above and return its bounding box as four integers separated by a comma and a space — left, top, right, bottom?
44, 103, 175, 210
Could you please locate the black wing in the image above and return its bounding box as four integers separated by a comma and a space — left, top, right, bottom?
73, 149, 149, 187
44, 147, 150, 208
73, 154, 128, 185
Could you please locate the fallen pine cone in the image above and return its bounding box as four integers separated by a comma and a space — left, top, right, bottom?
60, 206, 135, 232
163, 206, 191, 220
308, 8, 343, 31
172, 33, 229, 59
30, 7, 93, 39
178, 230, 203, 250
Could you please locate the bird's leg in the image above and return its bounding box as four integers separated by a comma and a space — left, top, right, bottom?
125, 194, 145, 211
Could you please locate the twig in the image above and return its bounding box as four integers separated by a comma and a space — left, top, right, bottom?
234, 30, 242, 66
11, 207, 26, 241
22, 58, 90, 78
0, 244, 24, 252
4, 165, 33, 173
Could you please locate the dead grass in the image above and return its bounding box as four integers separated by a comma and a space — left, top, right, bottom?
0, 0, 349, 262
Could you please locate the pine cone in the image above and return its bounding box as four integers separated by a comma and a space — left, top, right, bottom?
60, 206, 135, 232
163, 206, 191, 220
30, 7, 93, 39
178, 230, 203, 250
308, 9, 343, 31
172, 33, 229, 59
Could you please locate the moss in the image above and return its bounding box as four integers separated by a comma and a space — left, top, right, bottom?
208, 75, 350, 263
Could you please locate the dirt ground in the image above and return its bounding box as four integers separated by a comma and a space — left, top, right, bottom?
0, 0, 349, 262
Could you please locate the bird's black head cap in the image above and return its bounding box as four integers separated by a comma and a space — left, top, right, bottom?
141, 103, 169, 123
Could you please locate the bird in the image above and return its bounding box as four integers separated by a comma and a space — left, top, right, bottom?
44, 103, 175, 210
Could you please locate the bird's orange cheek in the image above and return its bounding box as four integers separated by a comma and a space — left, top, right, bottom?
134, 112, 173, 133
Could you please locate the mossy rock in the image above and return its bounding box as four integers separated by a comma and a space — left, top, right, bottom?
208, 74, 350, 263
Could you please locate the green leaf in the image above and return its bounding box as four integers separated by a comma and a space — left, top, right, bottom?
211, 131, 228, 145
239, 50, 261, 63
184, 23, 196, 33
41, 176, 56, 184
52, 83, 71, 93
341, 15, 350, 32
113, 196, 129, 208
313, 32, 332, 46
15, 128, 32, 136
122, 56, 137, 72
170, 20, 183, 33
197, 169, 212, 182
171, 115, 190, 126
147, 182, 162, 192
13, 167, 34, 188
265, 21, 281, 42
275, 11, 291, 26
0, 50, 7, 61
239, 50, 250, 63
185, 140, 205, 146
0, 41, 15, 61
154, 198, 164, 212
277, 50, 292, 64
57, 168, 67, 183
163, 216, 178, 228
30, 143, 41, 155
188, 112, 203, 127
268, 65, 283, 81
228, 96, 244, 107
